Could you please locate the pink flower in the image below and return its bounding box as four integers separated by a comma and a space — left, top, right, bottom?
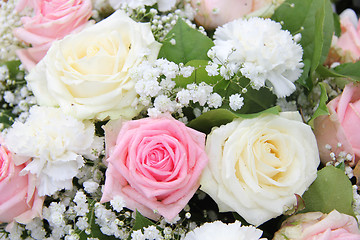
273, 210, 360, 240
100, 115, 208, 221
336, 9, 360, 62
190, 0, 284, 30
314, 83, 360, 165
0, 138, 43, 226
13, 0, 93, 71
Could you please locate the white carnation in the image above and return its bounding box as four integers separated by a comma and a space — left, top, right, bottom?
210, 17, 304, 98
5, 106, 99, 196
183, 221, 265, 240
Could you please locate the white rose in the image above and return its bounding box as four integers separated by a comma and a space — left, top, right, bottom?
26, 10, 161, 121
200, 112, 320, 226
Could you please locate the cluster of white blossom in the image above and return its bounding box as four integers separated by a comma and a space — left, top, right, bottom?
94, 203, 132, 238
132, 225, 164, 240
0, 0, 28, 62
107, 1, 196, 41
0, 64, 35, 128
207, 17, 304, 98
131, 59, 223, 121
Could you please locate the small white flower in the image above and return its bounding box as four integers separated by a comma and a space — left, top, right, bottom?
83, 180, 99, 194
176, 89, 191, 106
160, 78, 176, 92
207, 93, 222, 108
76, 217, 89, 231
205, 62, 219, 76
229, 93, 244, 111
180, 66, 195, 78
154, 95, 176, 113
110, 195, 126, 212
144, 226, 163, 240
147, 107, 162, 117
3, 91, 15, 104
131, 230, 146, 240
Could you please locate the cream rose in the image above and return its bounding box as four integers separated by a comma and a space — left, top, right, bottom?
26, 10, 161, 120
200, 112, 320, 226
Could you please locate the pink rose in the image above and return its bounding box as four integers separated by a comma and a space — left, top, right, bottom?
13, 0, 93, 71
0, 138, 43, 226
190, 0, 284, 29
100, 115, 208, 220
336, 9, 360, 62
273, 210, 360, 240
314, 83, 360, 165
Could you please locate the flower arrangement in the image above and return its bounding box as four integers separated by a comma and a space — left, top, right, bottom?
1, 0, 360, 239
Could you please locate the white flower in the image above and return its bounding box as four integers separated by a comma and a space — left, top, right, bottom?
180, 66, 195, 78
183, 221, 265, 240
229, 93, 244, 111
5, 106, 99, 196
176, 89, 191, 106
143, 226, 163, 240
154, 94, 176, 112
200, 112, 319, 226
207, 93, 222, 108
110, 195, 126, 212
210, 17, 304, 98
26, 11, 161, 120
205, 62, 219, 76
131, 230, 145, 240
83, 180, 100, 194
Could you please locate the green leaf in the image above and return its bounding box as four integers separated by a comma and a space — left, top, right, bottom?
158, 18, 214, 64
307, 82, 329, 128
4, 60, 22, 80
297, 59, 312, 90
333, 13, 341, 37
272, 0, 334, 90
187, 106, 280, 134
333, 61, 360, 82
335, 162, 345, 171
79, 202, 118, 240
302, 166, 355, 217
132, 210, 155, 231
174, 60, 222, 88
0, 110, 15, 129
213, 76, 277, 114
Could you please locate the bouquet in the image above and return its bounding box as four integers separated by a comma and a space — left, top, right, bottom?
1, 0, 360, 239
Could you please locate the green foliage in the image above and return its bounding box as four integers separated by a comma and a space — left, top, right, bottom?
332, 61, 360, 82
301, 166, 355, 217
307, 82, 329, 128
132, 210, 155, 231
158, 18, 214, 64
79, 202, 118, 240
3, 60, 23, 80
0, 60, 26, 129
333, 13, 341, 37
187, 106, 280, 134
213, 76, 277, 114
317, 61, 360, 82
272, 0, 334, 90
